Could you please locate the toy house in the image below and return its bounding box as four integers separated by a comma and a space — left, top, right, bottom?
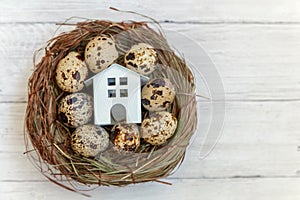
85, 64, 149, 125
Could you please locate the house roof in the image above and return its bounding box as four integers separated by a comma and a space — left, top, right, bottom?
84, 63, 149, 87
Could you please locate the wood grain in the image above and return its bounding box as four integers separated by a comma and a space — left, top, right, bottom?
1, 101, 300, 181
1, 0, 300, 199
0, 23, 300, 102
1, 0, 300, 23
2, 178, 300, 200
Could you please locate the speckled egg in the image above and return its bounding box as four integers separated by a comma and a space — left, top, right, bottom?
141, 111, 177, 145
141, 78, 176, 111
124, 43, 157, 75
58, 93, 93, 128
84, 36, 119, 73
112, 123, 140, 152
71, 125, 109, 157
55, 51, 88, 93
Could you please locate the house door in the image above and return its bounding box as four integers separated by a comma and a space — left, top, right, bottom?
110, 104, 126, 124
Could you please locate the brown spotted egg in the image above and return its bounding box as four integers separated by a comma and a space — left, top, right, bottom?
55, 52, 88, 92
71, 125, 109, 157
124, 43, 157, 75
112, 123, 140, 152
141, 78, 176, 112
84, 36, 118, 73
58, 93, 93, 128
141, 111, 177, 146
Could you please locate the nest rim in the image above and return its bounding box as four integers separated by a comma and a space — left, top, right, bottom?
24, 19, 197, 191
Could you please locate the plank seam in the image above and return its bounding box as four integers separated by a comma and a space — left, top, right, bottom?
1, 21, 300, 25
3, 99, 300, 104
2, 175, 300, 183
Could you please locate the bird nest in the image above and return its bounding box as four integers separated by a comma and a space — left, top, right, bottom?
25, 17, 197, 194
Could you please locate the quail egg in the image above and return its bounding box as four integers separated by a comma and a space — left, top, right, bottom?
141, 78, 176, 111
55, 51, 88, 92
124, 43, 157, 75
71, 125, 109, 157
58, 93, 93, 128
112, 123, 140, 152
84, 36, 119, 73
141, 111, 177, 146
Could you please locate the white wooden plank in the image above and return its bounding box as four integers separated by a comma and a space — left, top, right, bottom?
0, 23, 300, 102
1, 1, 299, 199
1, 101, 300, 181
1, 178, 300, 200
1, 0, 300, 23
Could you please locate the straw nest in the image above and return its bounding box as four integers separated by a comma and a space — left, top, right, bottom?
25, 18, 197, 193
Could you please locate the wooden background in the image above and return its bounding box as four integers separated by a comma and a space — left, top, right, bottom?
1, 0, 300, 199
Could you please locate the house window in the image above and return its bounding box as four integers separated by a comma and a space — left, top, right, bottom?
120, 89, 128, 97
108, 89, 116, 98
108, 78, 116, 86
120, 77, 128, 85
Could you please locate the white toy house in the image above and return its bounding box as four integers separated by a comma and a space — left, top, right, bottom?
85, 64, 149, 125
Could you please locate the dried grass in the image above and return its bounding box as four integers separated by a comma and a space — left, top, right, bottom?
25, 19, 197, 194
